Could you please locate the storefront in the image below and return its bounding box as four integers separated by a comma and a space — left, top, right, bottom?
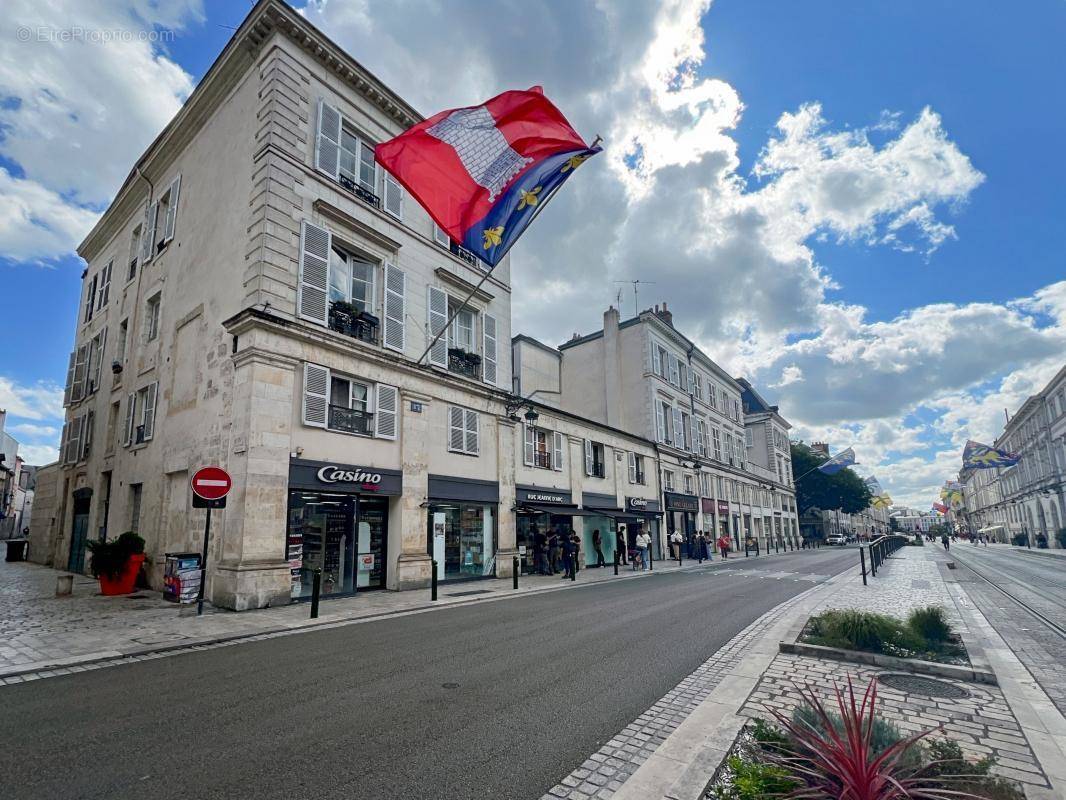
717, 500, 730, 539
286, 459, 399, 600
664, 491, 698, 554
515, 486, 581, 575
580, 492, 622, 568
624, 496, 663, 560
425, 475, 499, 583
701, 498, 716, 536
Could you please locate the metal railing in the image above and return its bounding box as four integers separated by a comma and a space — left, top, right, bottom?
859, 534, 910, 585
328, 404, 373, 436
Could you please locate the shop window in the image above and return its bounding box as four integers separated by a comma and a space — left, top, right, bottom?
427, 503, 496, 580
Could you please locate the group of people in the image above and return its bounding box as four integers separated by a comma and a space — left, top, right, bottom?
668, 530, 732, 560
530, 524, 583, 579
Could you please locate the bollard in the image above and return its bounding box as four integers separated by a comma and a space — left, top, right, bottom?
649, 546, 654, 571
860, 548, 867, 586
678, 547, 683, 567
513, 556, 519, 590
570, 557, 576, 581
871, 546, 877, 577
310, 569, 322, 619
56, 574, 74, 597
431, 560, 438, 601
614, 552, 619, 576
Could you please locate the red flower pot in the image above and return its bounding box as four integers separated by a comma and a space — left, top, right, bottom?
99, 553, 146, 596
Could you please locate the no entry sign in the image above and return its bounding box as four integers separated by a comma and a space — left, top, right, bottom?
192, 466, 231, 507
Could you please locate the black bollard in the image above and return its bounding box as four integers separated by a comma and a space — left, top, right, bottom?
513, 556, 519, 590
310, 568, 322, 619
614, 552, 619, 575
860, 548, 867, 586
649, 546, 654, 571
431, 559, 438, 601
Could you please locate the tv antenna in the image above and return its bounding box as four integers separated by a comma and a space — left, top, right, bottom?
614, 279, 656, 317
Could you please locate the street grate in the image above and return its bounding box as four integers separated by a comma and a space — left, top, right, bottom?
877, 673, 970, 699
445, 589, 493, 597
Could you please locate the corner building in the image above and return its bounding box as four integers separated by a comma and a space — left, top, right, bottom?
32, 0, 664, 609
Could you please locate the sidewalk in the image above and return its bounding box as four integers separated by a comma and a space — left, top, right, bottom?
0, 548, 775, 680
544, 544, 1066, 800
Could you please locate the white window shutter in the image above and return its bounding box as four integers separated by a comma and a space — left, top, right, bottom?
656, 402, 666, 443
63, 351, 76, 406
553, 431, 564, 472
433, 224, 449, 247
66, 417, 82, 464
427, 286, 448, 368
142, 382, 158, 441
382, 173, 403, 218
673, 408, 684, 448
584, 439, 593, 476
652, 345, 661, 375
669, 356, 679, 386
383, 263, 406, 352
124, 392, 136, 446
59, 422, 70, 464
315, 100, 341, 179
465, 409, 479, 455
163, 174, 181, 242
628, 452, 636, 483
141, 202, 158, 263
375, 384, 399, 440
523, 422, 535, 466
71, 344, 89, 402
482, 313, 498, 387
302, 363, 329, 428
298, 220, 331, 326
81, 411, 94, 460
448, 406, 465, 452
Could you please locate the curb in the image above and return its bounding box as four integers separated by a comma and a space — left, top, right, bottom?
777, 641, 997, 685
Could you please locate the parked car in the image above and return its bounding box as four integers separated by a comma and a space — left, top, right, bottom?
827, 534, 848, 546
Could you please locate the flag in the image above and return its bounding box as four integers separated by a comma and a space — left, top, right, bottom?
871, 494, 892, 509
375, 86, 601, 267
962, 439, 1020, 470
817, 447, 857, 475
932, 502, 949, 514
940, 481, 964, 511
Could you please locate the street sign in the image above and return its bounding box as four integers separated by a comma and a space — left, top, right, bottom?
191, 466, 232, 500
189, 466, 231, 615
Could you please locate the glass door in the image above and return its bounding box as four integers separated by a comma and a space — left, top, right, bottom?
355, 496, 387, 589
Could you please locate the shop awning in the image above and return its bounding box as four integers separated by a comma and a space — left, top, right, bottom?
518, 504, 603, 517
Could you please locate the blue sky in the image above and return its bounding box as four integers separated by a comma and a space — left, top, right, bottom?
1, 0, 1064, 507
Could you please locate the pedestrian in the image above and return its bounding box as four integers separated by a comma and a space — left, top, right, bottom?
670, 529, 683, 559
717, 533, 730, 559
941, 532, 950, 551
549, 530, 562, 574
532, 525, 550, 575
570, 531, 581, 577
560, 532, 573, 579
703, 531, 715, 560
616, 526, 628, 565
635, 529, 650, 570
591, 528, 606, 567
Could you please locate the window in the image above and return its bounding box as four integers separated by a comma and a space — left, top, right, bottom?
733, 398, 741, 421
328, 245, 377, 316
83, 273, 97, 323
653, 343, 669, 379
450, 303, 476, 353
656, 400, 674, 444
96, 261, 112, 310
584, 440, 606, 479
695, 419, 706, 456
448, 406, 480, 455
327, 374, 373, 435
724, 433, 734, 465
712, 426, 722, 461
433, 223, 450, 247
663, 469, 675, 491
340, 126, 378, 194
669, 356, 680, 387
155, 175, 181, 251
117, 319, 128, 365
525, 425, 563, 471
678, 359, 688, 392
680, 410, 692, 451
700, 473, 711, 497
144, 294, 161, 343
708, 384, 717, 410
135, 383, 158, 444
302, 363, 397, 440
128, 225, 141, 281
88, 329, 106, 394
692, 372, 702, 400
684, 474, 694, 494
129, 484, 143, 534
628, 452, 646, 485
745, 428, 754, 448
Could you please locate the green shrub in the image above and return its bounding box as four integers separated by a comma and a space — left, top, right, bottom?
708, 756, 797, 800
917, 739, 1024, 799
907, 606, 951, 643
804, 609, 902, 652
790, 705, 922, 768
85, 531, 146, 580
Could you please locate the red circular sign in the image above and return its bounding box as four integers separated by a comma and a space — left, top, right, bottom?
191, 466, 232, 500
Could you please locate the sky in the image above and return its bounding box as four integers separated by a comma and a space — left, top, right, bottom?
1, 0, 1064, 510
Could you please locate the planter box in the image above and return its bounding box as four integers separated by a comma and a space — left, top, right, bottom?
99, 553, 146, 596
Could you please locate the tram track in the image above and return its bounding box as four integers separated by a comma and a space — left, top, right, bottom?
951, 551, 1066, 641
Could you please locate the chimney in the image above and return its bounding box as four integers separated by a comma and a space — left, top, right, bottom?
603, 306, 622, 428
655, 301, 673, 327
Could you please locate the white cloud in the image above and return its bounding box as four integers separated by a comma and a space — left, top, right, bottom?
0, 0, 201, 260
0, 377, 64, 421
16, 443, 60, 465
7, 423, 59, 438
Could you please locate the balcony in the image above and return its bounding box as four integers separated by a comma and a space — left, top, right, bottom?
590, 463, 606, 479
449, 240, 480, 268
135, 425, 146, 445
534, 451, 553, 469
328, 405, 373, 436
338, 175, 381, 210
448, 348, 482, 380
329, 302, 379, 346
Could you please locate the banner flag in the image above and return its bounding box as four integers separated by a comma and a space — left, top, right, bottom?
962, 439, 1020, 470
817, 447, 857, 475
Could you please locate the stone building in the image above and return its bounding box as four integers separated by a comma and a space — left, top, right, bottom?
516, 305, 801, 554
28, 0, 659, 609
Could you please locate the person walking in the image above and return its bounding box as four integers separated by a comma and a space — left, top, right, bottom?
635, 529, 650, 571
533, 525, 550, 575
717, 533, 730, 559
941, 532, 950, 551
703, 531, 715, 561
591, 528, 606, 567
562, 532, 579, 579
670, 529, 683, 560
549, 530, 562, 574
616, 527, 628, 566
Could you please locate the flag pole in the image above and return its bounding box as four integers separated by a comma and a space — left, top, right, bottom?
415, 141, 601, 368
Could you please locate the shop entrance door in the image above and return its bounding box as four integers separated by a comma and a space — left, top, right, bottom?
355, 496, 387, 589
68, 493, 91, 573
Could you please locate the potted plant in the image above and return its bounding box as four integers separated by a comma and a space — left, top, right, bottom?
86, 532, 146, 595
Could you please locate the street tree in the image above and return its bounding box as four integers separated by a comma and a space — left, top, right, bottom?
791, 442, 873, 515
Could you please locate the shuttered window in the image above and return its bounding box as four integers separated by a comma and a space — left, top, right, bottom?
448, 407, 480, 455
427, 286, 449, 368
383, 263, 406, 352
83, 274, 97, 323
584, 439, 593, 476
63, 351, 76, 406
383, 172, 403, 219
302, 363, 329, 428
81, 411, 94, 460
374, 384, 399, 440
141, 201, 158, 264
523, 422, 535, 466
628, 451, 637, 483
161, 175, 181, 244
315, 100, 341, 179
97, 261, 112, 309
482, 313, 498, 386
672, 408, 684, 449
123, 392, 136, 446
553, 431, 564, 472
298, 220, 331, 326
71, 344, 89, 403
140, 383, 158, 441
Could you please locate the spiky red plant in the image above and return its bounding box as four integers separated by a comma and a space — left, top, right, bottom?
767, 676, 978, 799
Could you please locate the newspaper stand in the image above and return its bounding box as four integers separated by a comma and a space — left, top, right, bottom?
163, 552, 202, 604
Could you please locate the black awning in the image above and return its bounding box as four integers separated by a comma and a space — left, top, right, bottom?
518, 504, 603, 517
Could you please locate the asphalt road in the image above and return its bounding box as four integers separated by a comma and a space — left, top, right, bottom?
0, 548, 857, 800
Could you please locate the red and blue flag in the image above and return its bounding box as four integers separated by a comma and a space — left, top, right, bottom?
375, 86, 601, 268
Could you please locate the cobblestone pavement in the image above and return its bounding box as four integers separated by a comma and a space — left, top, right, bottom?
739, 546, 1050, 790
742, 653, 1049, 788
540, 586, 816, 800
0, 547, 825, 680
948, 546, 1066, 717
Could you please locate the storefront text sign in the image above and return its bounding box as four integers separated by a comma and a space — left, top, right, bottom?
717, 500, 730, 515
526, 492, 568, 504
664, 492, 699, 513
317, 466, 383, 486
289, 459, 403, 496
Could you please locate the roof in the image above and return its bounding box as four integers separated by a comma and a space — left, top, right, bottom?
512, 334, 560, 355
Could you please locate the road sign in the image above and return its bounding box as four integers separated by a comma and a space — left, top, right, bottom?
191, 466, 232, 500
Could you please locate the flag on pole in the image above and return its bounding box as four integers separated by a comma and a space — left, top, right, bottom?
375, 86, 601, 267
940, 481, 964, 511
871, 493, 892, 509
817, 447, 857, 475
962, 439, 1020, 470
932, 502, 949, 514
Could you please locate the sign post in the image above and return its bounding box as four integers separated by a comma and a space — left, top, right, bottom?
190, 466, 232, 616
